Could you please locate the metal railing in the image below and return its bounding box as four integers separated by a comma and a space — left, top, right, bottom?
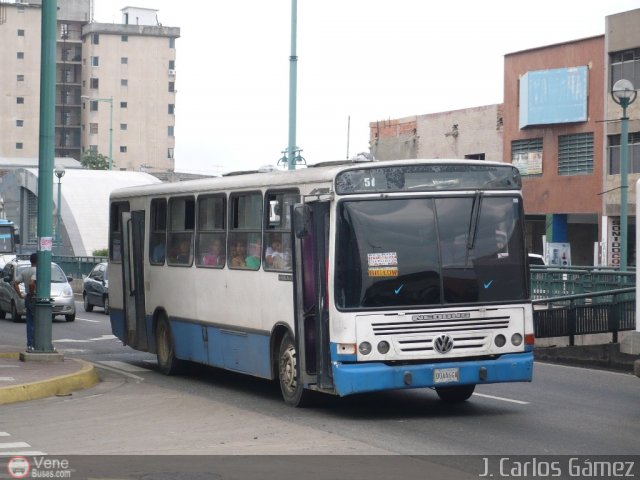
17, 254, 106, 279
530, 267, 635, 301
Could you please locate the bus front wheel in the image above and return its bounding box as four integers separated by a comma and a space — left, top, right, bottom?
156, 316, 182, 375
278, 333, 310, 407
435, 384, 475, 403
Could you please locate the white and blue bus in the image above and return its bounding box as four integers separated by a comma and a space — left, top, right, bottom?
109, 159, 534, 406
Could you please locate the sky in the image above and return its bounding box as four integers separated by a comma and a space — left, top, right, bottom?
93, 0, 640, 175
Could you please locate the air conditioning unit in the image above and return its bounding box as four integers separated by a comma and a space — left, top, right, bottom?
168, 69, 176, 76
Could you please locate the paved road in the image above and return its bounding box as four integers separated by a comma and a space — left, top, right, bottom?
1, 301, 639, 464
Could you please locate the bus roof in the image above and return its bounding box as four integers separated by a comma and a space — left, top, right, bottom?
109, 159, 514, 200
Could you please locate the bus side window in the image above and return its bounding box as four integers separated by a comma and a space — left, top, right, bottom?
263, 191, 298, 272
229, 192, 262, 270
109, 201, 130, 263
167, 196, 195, 267
149, 198, 167, 265
196, 194, 226, 268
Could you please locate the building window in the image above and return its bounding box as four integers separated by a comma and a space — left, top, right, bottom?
610, 48, 640, 90
121, 79, 128, 86
169, 60, 175, 70
16, 120, 23, 127
89, 145, 98, 153
16, 143, 23, 150
17, 29, 24, 36
90, 100, 98, 111
168, 147, 174, 159
91, 33, 99, 45
17, 74, 24, 82
89, 123, 98, 134
511, 138, 543, 176
17, 97, 24, 104
169, 38, 175, 48
558, 133, 593, 175
608, 132, 640, 175
120, 101, 127, 108
121, 35, 128, 42
17, 52, 24, 59
168, 104, 175, 114
120, 146, 127, 153
17, 5, 24, 12
168, 82, 175, 92
121, 57, 128, 64
464, 153, 485, 160
90, 77, 99, 89
120, 124, 127, 131
168, 126, 174, 137
91, 56, 99, 67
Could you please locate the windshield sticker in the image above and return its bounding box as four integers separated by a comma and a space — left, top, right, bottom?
368, 267, 399, 277
367, 252, 398, 267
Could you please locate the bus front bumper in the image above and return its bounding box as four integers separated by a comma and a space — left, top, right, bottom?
331, 352, 533, 397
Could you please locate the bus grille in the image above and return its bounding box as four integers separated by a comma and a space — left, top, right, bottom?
371, 316, 510, 336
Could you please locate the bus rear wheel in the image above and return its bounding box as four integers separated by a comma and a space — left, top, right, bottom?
278, 333, 310, 407
435, 384, 475, 403
156, 316, 182, 375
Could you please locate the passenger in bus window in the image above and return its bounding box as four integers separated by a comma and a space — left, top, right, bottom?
170, 238, 191, 264
231, 239, 248, 268
265, 236, 289, 270
202, 237, 224, 266
151, 240, 165, 263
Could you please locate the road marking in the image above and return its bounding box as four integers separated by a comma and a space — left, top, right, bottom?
0, 433, 10, 437
98, 361, 149, 372
536, 361, 631, 377
0, 451, 47, 457
0, 442, 30, 449
77, 317, 101, 323
54, 335, 117, 343
93, 362, 145, 382
473, 393, 529, 405
89, 335, 117, 341
0, 377, 16, 382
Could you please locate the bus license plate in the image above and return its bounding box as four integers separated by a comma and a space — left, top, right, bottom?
434, 368, 459, 384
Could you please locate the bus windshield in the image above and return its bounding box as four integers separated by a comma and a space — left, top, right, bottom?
335, 196, 527, 309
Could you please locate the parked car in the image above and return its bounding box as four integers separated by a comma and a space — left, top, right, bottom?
83, 262, 109, 314
0, 259, 76, 322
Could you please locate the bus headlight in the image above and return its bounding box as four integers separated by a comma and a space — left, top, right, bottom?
377, 341, 390, 354
511, 333, 523, 346
358, 342, 372, 355
494, 334, 506, 348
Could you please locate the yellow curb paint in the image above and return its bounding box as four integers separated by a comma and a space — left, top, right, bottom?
0, 352, 20, 359
0, 359, 99, 405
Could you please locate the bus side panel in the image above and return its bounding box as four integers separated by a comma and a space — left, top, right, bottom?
329, 349, 533, 397
170, 319, 272, 379
110, 307, 125, 343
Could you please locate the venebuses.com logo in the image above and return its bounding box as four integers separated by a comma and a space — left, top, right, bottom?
7, 456, 30, 479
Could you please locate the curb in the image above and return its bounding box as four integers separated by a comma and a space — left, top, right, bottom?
0, 358, 100, 405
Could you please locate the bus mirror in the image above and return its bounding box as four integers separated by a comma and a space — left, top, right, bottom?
13, 233, 20, 245
293, 204, 311, 238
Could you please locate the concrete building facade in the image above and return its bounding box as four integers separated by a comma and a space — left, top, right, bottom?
503, 35, 605, 266
603, 8, 640, 268
0, 1, 179, 173
370, 104, 503, 162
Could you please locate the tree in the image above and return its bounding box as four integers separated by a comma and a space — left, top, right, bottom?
81, 151, 113, 170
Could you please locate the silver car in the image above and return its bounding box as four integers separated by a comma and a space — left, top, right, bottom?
0, 260, 76, 322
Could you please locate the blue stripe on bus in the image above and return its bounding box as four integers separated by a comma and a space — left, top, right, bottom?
110, 310, 271, 379
330, 351, 533, 396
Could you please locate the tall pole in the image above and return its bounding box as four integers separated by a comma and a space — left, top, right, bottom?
620, 102, 629, 271
34, 0, 57, 353
108, 96, 113, 170
56, 178, 62, 245
287, 0, 298, 170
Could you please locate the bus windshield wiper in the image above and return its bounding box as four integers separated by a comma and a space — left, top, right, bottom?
466, 190, 483, 251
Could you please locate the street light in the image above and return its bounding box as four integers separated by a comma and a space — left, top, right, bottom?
81, 95, 113, 170
611, 79, 638, 271
54, 165, 65, 253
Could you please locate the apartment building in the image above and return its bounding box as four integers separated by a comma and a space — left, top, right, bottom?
0, 1, 179, 172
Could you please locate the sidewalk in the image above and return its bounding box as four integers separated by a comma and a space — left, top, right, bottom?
0, 345, 99, 406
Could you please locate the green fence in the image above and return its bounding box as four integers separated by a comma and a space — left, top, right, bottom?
17, 254, 106, 279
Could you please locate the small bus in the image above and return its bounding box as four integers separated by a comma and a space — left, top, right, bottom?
0, 219, 18, 268
109, 159, 534, 406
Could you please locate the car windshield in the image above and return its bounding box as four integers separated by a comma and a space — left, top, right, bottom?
335, 196, 528, 309
51, 264, 67, 283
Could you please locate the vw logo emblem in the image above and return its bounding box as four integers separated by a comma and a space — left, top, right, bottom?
433, 334, 454, 354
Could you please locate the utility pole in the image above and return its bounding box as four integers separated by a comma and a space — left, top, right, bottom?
33, 0, 56, 353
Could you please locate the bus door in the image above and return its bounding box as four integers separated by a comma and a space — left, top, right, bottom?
292, 201, 333, 391
121, 210, 148, 350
